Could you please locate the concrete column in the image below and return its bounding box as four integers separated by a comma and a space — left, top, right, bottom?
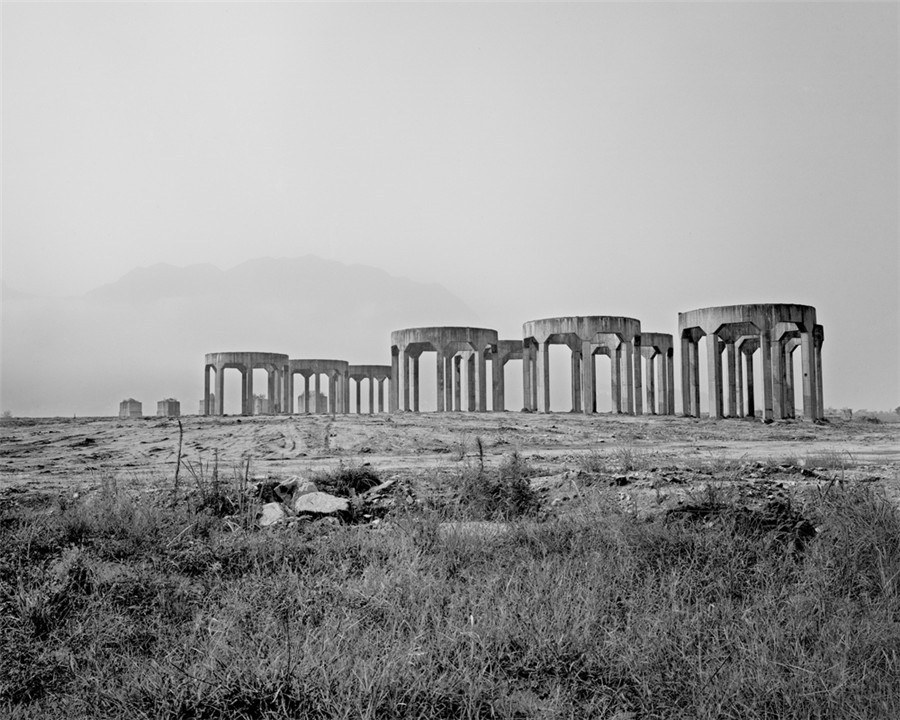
492, 351, 504, 411
402, 350, 411, 412
771, 337, 785, 419
745, 352, 755, 418
815, 336, 824, 419
454, 355, 462, 411
365, 377, 372, 415
580, 342, 594, 415
477, 349, 487, 412
690, 340, 701, 417
536, 342, 551, 413
646, 355, 656, 414
681, 336, 692, 416
244, 366, 254, 416
435, 352, 445, 412
215, 365, 224, 415
267, 370, 276, 414
466, 353, 476, 411
656, 354, 667, 415
412, 355, 420, 412
283, 366, 291, 414
390, 350, 400, 413
314, 373, 321, 414
784, 345, 796, 418
286, 372, 294, 415
623, 342, 634, 414
611, 345, 622, 413
666, 350, 675, 416
759, 334, 773, 421
523, 345, 533, 411
354, 379, 361, 414
571, 350, 582, 413
203, 367, 211, 415
800, 331, 819, 421
377, 378, 385, 413
633, 338, 642, 416
327, 375, 334, 415
726, 342, 737, 418
734, 348, 744, 418
302, 375, 309, 413
444, 355, 454, 411
707, 336, 723, 419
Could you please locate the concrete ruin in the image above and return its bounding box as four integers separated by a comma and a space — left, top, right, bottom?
640, 333, 676, 415
119, 398, 142, 418
203, 352, 290, 416
201, 302, 823, 421
390, 327, 500, 412
156, 398, 180, 417
288, 360, 349, 415
348, 365, 392, 414
678, 304, 824, 420
203, 355, 393, 416
522, 316, 654, 414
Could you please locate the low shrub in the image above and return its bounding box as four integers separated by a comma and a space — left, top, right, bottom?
454, 450, 539, 521
313, 464, 382, 496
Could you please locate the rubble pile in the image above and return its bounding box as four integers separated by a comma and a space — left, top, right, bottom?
251, 474, 398, 528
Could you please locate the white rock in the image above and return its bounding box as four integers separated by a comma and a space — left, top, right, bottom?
258, 502, 286, 527
293, 491, 349, 515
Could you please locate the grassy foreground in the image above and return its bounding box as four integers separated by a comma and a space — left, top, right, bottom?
2, 468, 899, 719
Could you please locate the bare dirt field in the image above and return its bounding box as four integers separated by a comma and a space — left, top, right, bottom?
3, 412, 898, 517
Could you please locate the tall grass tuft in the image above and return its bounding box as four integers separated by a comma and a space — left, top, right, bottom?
453, 450, 539, 521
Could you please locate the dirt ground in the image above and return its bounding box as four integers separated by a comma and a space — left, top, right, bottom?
2, 412, 898, 520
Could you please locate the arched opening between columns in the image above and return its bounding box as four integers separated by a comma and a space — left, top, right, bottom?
547, 344, 574, 412
221, 367, 244, 415
501, 360, 523, 412
251, 368, 269, 415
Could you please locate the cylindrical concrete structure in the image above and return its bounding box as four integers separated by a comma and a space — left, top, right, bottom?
288, 359, 350, 415
521, 316, 643, 414
390, 327, 499, 412
203, 352, 290, 416
677, 304, 824, 421
348, 365, 392, 414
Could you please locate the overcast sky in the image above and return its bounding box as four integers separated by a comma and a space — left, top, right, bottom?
2, 1, 898, 410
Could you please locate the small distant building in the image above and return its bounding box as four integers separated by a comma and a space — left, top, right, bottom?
298, 392, 329, 413
199, 394, 215, 415
253, 394, 270, 415
157, 398, 181, 417
119, 398, 142, 418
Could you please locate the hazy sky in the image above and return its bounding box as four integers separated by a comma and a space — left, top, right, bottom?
2, 2, 898, 410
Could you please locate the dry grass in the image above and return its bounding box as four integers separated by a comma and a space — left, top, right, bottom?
2, 470, 899, 719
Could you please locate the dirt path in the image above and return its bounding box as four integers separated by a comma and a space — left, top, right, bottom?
2, 414, 898, 507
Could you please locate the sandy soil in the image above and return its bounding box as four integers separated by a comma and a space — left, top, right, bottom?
2, 413, 898, 518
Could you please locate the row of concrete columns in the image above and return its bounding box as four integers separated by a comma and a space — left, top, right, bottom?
203, 353, 392, 416
203, 305, 824, 420
348, 365, 392, 415
679, 305, 825, 421
389, 321, 677, 416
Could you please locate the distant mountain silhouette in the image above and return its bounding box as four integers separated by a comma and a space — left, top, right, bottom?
2, 256, 481, 416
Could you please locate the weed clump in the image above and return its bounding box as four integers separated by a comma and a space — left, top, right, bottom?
455, 449, 539, 520
313, 464, 381, 496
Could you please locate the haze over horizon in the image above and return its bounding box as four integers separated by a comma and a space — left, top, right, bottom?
2, 2, 897, 414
